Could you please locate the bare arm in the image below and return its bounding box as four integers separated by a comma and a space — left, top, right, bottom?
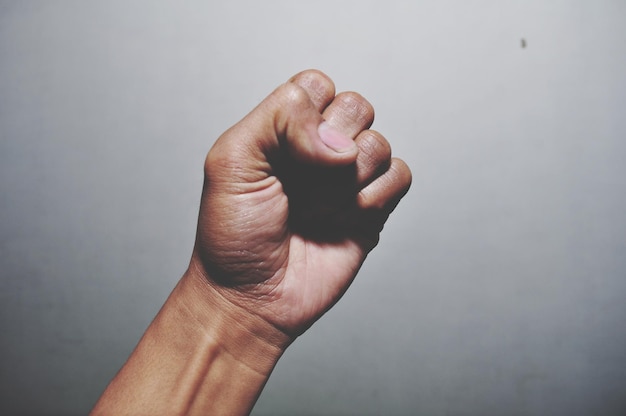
91, 270, 288, 416
91, 69, 412, 415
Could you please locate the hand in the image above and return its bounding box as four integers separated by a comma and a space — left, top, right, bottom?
190, 69, 412, 339
92, 69, 411, 415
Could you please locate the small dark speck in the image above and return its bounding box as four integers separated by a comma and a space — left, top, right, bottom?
521, 38, 527, 48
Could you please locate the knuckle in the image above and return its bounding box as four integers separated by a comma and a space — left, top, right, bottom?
289, 68, 331, 84
357, 158, 412, 211
204, 145, 229, 176
355, 130, 392, 185
274, 83, 311, 108
390, 158, 413, 189
359, 130, 392, 161
357, 184, 386, 210
289, 70, 336, 102
203, 136, 244, 178
334, 91, 375, 123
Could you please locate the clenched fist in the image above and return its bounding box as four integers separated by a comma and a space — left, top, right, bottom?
191, 69, 412, 337
93, 70, 412, 416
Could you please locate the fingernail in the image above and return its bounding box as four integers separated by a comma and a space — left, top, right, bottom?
318, 121, 356, 153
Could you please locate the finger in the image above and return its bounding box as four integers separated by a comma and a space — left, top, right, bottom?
288, 70, 336, 112
269, 83, 358, 163
207, 82, 357, 182
354, 129, 392, 188
322, 91, 375, 140
357, 158, 412, 212
346, 158, 411, 250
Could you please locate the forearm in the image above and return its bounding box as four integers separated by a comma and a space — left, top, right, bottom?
91, 68, 411, 415
91, 268, 291, 416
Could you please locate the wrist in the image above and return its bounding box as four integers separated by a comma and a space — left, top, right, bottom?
92, 267, 292, 416
180, 262, 293, 375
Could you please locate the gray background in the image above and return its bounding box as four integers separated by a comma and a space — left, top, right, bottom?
1, 1, 625, 415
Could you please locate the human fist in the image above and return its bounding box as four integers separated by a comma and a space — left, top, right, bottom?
189, 70, 411, 339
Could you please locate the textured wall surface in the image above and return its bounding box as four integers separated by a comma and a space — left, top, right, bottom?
1, 1, 625, 415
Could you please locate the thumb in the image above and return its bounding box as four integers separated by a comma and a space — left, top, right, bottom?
268, 82, 359, 165
211, 82, 358, 180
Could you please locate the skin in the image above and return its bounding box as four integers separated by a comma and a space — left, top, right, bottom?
91, 69, 412, 415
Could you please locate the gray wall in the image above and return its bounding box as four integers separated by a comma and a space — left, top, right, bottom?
1, 1, 625, 415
